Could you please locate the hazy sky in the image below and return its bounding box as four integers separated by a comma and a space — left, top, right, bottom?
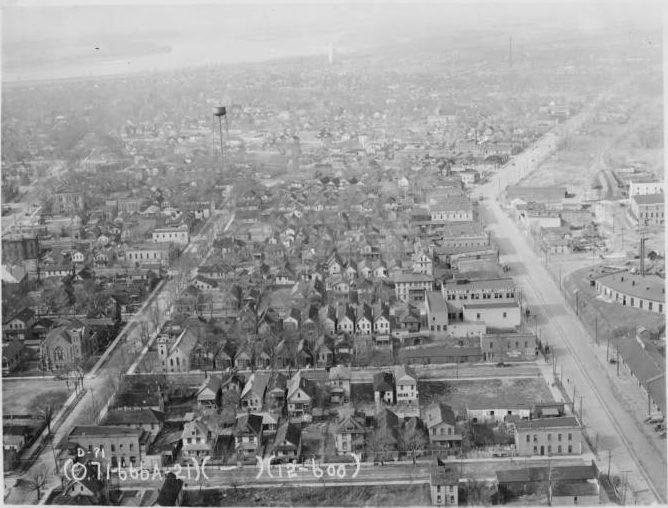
1, 1, 663, 81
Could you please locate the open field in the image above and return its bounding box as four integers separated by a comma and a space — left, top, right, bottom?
188, 484, 431, 506
2, 378, 71, 415
418, 377, 554, 414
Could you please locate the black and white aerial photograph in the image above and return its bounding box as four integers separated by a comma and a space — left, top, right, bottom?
1, 1, 665, 506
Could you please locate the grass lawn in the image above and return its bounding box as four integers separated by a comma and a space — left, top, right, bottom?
418, 377, 554, 414
189, 484, 431, 507
2, 378, 71, 415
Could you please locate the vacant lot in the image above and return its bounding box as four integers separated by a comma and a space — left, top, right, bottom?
190, 484, 431, 507
418, 377, 554, 414
2, 378, 70, 415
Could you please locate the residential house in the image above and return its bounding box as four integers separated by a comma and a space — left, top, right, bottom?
196, 375, 222, 409
328, 365, 352, 404
374, 305, 392, 336
2, 307, 36, 342
287, 371, 317, 423
412, 249, 433, 275
394, 365, 419, 404
315, 341, 333, 368
234, 413, 263, 461
240, 373, 270, 412
337, 304, 356, 334
334, 414, 366, 455
181, 419, 215, 459
268, 422, 302, 460
430, 466, 460, 506
320, 305, 337, 334
356, 303, 373, 335
373, 372, 395, 406
264, 372, 288, 412
423, 403, 462, 450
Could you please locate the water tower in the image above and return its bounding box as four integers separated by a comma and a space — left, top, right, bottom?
212, 106, 229, 169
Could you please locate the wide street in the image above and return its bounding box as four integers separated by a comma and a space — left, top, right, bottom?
109, 455, 593, 490
477, 100, 666, 503
3, 211, 232, 505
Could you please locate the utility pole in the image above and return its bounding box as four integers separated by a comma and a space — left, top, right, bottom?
579, 395, 583, 421
606, 334, 610, 361
621, 470, 631, 505
595, 316, 598, 345
607, 450, 612, 477
572, 385, 576, 413
616, 346, 620, 376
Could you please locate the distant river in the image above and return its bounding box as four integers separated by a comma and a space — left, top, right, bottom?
2, 37, 353, 84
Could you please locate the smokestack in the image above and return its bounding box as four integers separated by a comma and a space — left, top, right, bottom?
509, 36, 513, 69
328, 43, 334, 65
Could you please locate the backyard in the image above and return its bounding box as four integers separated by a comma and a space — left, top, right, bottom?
188, 484, 431, 507
418, 377, 554, 414
2, 378, 71, 415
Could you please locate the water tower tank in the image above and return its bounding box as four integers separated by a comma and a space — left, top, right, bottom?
213, 106, 227, 117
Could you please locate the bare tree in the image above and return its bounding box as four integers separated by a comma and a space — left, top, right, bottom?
25, 468, 49, 502
463, 479, 489, 506
366, 427, 394, 465
400, 424, 428, 465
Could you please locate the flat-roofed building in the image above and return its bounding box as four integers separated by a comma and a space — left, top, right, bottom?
152, 225, 189, 245
629, 178, 664, 197
393, 272, 434, 302
594, 271, 664, 313
463, 301, 521, 330
514, 417, 583, 456
67, 426, 150, 468
631, 193, 665, 226
442, 278, 519, 318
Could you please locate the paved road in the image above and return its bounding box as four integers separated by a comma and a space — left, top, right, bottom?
3, 211, 232, 505
107, 455, 593, 490
476, 98, 666, 504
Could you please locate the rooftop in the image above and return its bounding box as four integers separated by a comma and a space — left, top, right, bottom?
70, 426, 142, 438
632, 193, 664, 205
595, 271, 665, 303
514, 417, 580, 430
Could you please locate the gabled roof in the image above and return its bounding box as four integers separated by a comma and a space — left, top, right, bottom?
336, 414, 366, 434
104, 408, 164, 426
197, 375, 222, 399
241, 373, 270, 400
394, 364, 417, 383
235, 413, 263, 435
272, 422, 301, 451
157, 473, 183, 506
373, 372, 395, 392
423, 403, 456, 428
287, 371, 317, 400
5, 307, 35, 324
